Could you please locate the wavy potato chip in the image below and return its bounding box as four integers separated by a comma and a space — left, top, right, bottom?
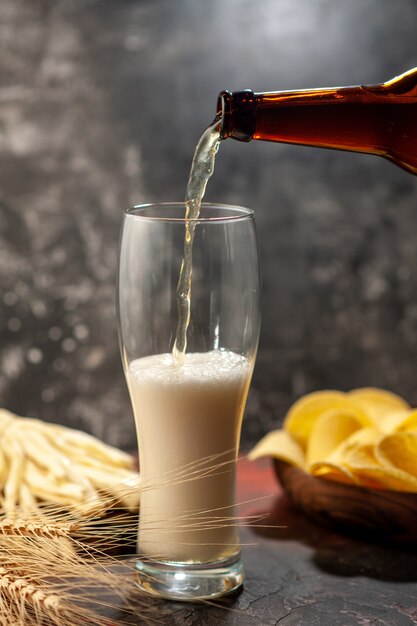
348, 387, 410, 423
329, 427, 382, 468
348, 465, 417, 492
309, 461, 357, 486
394, 409, 417, 433
248, 429, 305, 468
306, 407, 370, 466
376, 432, 417, 478
284, 390, 349, 449
330, 426, 381, 450
378, 410, 412, 433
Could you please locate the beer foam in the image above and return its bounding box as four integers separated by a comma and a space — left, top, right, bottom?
129, 349, 249, 386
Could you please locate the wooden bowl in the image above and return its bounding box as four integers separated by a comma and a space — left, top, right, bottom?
274, 460, 417, 543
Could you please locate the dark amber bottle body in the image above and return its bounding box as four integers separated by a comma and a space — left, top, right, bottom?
217, 68, 417, 175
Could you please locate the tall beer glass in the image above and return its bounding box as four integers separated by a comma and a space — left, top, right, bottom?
117, 203, 261, 600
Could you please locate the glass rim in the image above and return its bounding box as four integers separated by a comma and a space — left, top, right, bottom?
124, 202, 254, 223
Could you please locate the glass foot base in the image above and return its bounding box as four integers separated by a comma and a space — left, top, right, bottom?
135, 553, 244, 601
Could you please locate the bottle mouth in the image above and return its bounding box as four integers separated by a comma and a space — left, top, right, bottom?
216, 90, 256, 142
217, 90, 233, 139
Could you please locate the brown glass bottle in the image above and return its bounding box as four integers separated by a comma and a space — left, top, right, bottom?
217, 68, 417, 175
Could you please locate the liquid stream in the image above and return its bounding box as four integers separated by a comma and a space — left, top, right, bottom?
172, 118, 222, 364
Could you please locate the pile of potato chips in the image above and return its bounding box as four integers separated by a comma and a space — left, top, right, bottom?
249, 388, 417, 492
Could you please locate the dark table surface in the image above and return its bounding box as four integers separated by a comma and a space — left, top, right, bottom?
112, 459, 417, 626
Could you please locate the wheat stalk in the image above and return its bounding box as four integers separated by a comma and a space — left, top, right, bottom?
0, 562, 126, 626
0, 452, 273, 625
0, 531, 137, 625
0, 565, 62, 622
0, 518, 80, 540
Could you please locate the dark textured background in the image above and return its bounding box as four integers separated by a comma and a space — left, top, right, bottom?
1, 0, 417, 451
